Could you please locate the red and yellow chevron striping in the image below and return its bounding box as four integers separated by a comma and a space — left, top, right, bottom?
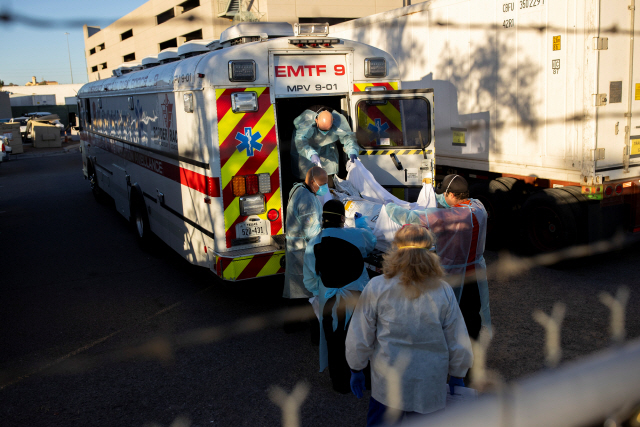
353, 82, 399, 92
354, 83, 403, 146
215, 251, 285, 281
216, 87, 283, 248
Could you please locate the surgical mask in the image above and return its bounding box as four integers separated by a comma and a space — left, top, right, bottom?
436, 193, 451, 209
315, 182, 329, 196
318, 128, 330, 136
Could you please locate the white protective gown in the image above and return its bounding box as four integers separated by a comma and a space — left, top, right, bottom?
385, 199, 492, 333
291, 110, 360, 180
283, 183, 322, 299
346, 276, 473, 414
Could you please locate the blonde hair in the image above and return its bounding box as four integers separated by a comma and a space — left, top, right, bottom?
382, 224, 444, 299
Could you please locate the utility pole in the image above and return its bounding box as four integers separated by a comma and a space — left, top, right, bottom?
64, 32, 74, 84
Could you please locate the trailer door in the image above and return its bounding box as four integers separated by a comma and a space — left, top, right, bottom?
350, 89, 435, 187
595, 0, 639, 178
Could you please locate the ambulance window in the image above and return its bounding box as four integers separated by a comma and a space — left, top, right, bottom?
85, 98, 92, 125
355, 97, 431, 148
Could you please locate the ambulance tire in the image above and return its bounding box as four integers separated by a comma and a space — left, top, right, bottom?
87, 162, 104, 202
469, 180, 511, 249
130, 192, 153, 249
520, 188, 585, 253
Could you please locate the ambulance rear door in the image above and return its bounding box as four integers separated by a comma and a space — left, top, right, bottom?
350, 89, 435, 189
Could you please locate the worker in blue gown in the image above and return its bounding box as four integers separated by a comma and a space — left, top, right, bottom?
283, 166, 328, 299
291, 106, 360, 180
303, 199, 377, 393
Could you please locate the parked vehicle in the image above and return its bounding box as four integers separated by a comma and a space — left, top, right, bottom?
331, 0, 640, 252
10, 117, 29, 140
76, 22, 435, 281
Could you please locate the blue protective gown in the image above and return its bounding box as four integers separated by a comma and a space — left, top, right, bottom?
283, 183, 323, 299
385, 200, 492, 334
303, 227, 377, 372
291, 109, 360, 180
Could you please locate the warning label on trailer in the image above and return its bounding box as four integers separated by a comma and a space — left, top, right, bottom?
631, 136, 640, 158
635, 83, 640, 100
452, 128, 466, 146
553, 36, 561, 51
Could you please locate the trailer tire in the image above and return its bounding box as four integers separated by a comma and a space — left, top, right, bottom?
470, 180, 511, 249
130, 192, 153, 248
520, 188, 585, 253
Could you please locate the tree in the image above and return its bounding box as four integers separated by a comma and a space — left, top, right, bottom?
0, 79, 4, 89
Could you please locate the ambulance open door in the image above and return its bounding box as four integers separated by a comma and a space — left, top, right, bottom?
349, 89, 435, 188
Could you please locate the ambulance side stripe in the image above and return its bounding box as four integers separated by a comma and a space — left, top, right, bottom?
89, 133, 220, 197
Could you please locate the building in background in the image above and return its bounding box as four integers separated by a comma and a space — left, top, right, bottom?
5, 84, 84, 126
83, 0, 405, 81
25, 77, 59, 86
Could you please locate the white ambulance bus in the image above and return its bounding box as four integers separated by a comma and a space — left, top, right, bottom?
77, 22, 435, 281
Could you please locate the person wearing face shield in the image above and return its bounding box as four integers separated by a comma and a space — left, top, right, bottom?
283, 166, 329, 299
290, 107, 360, 180
303, 200, 377, 393
384, 174, 491, 340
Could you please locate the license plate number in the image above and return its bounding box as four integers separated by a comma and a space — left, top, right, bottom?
236, 220, 268, 237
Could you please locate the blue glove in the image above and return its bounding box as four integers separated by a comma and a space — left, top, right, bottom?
350, 371, 366, 398
310, 154, 322, 167
349, 154, 358, 163
354, 212, 369, 229
448, 377, 465, 395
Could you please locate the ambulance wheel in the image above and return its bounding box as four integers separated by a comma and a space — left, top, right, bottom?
131, 194, 152, 248
88, 162, 103, 201
520, 188, 585, 253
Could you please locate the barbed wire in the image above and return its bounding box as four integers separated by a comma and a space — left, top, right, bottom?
0, 9, 637, 37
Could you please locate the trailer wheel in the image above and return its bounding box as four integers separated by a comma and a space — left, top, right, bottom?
520, 188, 585, 252
470, 180, 511, 249
131, 193, 152, 248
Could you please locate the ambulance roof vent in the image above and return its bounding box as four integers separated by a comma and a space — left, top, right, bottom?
220, 22, 293, 46
158, 48, 180, 64
207, 39, 222, 51
141, 55, 160, 69
118, 62, 143, 75
178, 39, 218, 59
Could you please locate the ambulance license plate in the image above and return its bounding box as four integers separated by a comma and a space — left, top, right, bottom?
236, 219, 268, 237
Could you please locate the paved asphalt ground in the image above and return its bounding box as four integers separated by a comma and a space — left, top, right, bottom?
0, 153, 638, 427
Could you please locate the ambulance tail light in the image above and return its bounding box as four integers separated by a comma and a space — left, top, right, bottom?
232, 176, 246, 197
267, 209, 280, 222
232, 174, 272, 197
364, 58, 387, 78
258, 173, 271, 194
240, 194, 266, 216
245, 174, 259, 195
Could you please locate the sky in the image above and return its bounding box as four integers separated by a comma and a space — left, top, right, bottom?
0, 0, 148, 86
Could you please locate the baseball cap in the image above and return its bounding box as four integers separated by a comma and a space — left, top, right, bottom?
435, 174, 468, 194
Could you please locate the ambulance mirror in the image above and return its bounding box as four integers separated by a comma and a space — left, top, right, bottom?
183, 93, 194, 113
231, 92, 258, 113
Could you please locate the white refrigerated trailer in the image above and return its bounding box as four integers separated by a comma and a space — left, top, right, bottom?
331, 0, 640, 251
